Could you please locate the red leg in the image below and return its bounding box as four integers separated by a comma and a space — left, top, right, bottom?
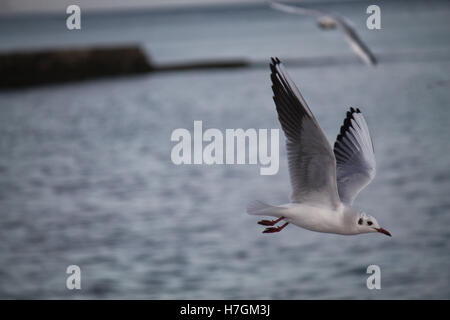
263, 222, 289, 234
258, 216, 285, 226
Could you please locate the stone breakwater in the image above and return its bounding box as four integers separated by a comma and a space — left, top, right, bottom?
0, 46, 251, 89
0, 45, 152, 89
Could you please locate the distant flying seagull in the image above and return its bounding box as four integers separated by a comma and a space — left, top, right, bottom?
247, 58, 390, 236
269, 1, 377, 66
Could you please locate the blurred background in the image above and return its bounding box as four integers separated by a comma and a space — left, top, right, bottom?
0, 0, 449, 299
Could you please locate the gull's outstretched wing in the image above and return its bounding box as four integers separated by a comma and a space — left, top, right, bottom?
269, 0, 324, 17
333, 108, 376, 205
333, 17, 377, 66
270, 57, 341, 209
269, 1, 377, 66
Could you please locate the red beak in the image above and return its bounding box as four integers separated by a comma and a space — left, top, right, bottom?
376, 228, 391, 237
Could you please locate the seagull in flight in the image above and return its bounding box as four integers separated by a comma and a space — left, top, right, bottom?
247, 58, 390, 237
269, 1, 377, 66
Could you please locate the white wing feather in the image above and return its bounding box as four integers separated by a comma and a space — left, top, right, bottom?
333, 108, 376, 205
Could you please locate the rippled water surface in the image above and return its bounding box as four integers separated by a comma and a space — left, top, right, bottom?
0, 0, 450, 299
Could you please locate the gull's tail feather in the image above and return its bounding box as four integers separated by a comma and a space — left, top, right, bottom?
246, 200, 285, 217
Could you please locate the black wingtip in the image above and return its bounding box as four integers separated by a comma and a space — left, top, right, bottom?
270, 57, 277, 74
270, 57, 281, 66
270, 63, 276, 74
336, 107, 361, 143
349, 107, 362, 114
270, 57, 283, 80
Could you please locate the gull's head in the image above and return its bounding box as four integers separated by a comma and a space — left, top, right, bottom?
356, 212, 391, 237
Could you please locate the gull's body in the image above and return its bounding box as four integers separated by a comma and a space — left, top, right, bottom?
249, 202, 363, 235
269, 1, 377, 66
247, 58, 390, 237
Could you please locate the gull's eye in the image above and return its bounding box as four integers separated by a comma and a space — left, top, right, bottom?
358, 218, 363, 225
367, 221, 373, 226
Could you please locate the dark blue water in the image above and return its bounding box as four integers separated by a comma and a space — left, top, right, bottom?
0, 1, 450, 299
